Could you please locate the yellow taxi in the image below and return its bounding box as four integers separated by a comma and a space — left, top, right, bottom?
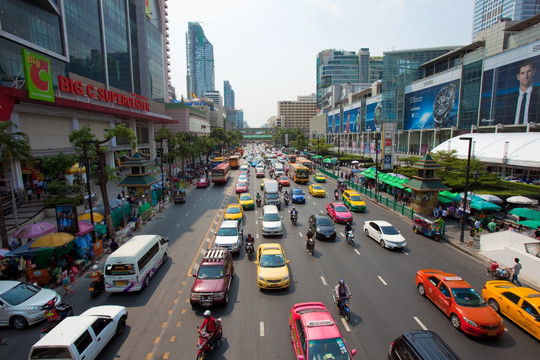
482, 280, 540, 340
313, 173, 326, 183
342, 190, 366, 212
255, 243, 290, 289
238, 193, 254, 210
224, 204, 243, 220
308, 184, 326, 197
260, 178, 270, 190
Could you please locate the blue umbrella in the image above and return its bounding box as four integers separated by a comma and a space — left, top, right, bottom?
470, 200, 501, 211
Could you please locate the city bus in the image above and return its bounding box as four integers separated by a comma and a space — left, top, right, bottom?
212, 162, 231, 183
297, 157, 313, 173
211, 156, 224, 168
288, 155, 297, 164
289, 163, 310, 184
229, 155, 240, 169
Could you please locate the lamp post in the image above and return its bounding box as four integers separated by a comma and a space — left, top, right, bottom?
157, 138, 167, 208
82, 141, 97, 241
459, 136, 473, 243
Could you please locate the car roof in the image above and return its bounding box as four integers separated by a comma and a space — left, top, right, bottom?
292, 302, 341, 341
369, 220, 393, 227
219, 220, 239, 228
344, 190, 360, 195
487, 281, 540, 305
401, 330, 462, 360
259, 243, 283, 255
32, 316, 101, 346
263, 205, 279, 212
419, 269, 471, 288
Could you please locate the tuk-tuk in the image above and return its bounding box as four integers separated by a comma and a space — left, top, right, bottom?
174, 188, 186, 204
337, 177, 347, 192
412, 213, 442, 241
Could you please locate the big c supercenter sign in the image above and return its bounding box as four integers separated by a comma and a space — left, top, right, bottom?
22, 49, 55, 103
21, 49, 149, 111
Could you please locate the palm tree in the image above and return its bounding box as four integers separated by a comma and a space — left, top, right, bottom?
0, 121, 32, 247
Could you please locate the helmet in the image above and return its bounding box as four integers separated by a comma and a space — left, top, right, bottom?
248, 233, 252, 238
339, 278, 344, 285
92, 265, 98, 271
292, 207, 296, 210
204, 310, 211, 317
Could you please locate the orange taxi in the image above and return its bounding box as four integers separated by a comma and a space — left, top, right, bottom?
415, 269, 504, 337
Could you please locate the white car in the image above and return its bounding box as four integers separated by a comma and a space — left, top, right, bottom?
214, 220, 243, 254
238, 174, 249, 183
363, 220, 406, 249
260, 205, 283, 236
0, 280, 61, 330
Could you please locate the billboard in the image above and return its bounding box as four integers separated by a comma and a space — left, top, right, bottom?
480, 42, 540, 125
343, 103, 361, 133
404, 76, 460, 130
21, 49, 54, 103
55, 205, 79, 234
365, 95, 382, 132
327, 110, 340, 134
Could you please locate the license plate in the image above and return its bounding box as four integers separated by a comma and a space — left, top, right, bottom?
201, 301, 212, 306
89, 287, 94, 291
326, 235, 331, 238
115, 281, 127, 286
487, 331, 496, 337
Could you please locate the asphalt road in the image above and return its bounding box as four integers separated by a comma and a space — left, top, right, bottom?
2, 162, 539, 360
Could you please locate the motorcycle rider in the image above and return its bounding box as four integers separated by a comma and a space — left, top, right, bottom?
256, 192, 262, 206
284, 191, 290, 202
278, 182, 283, 192
306, 229, 315, 251
199, 310, 217, 347
290, 207, 298, 222
334, 279, 352, 310
334, 188, 339, 199
90, 265, 104, 289
345, 223, 353, 239
245, 233, 254, 252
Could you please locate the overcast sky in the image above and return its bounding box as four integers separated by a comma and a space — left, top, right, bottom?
167, 0, 474, 128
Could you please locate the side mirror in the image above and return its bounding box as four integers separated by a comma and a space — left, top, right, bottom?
254, 261, 259, 265
281, 216, 284, 219
191, 274, 197, 278
286, 260, 290, 264
260, 217, 263, 220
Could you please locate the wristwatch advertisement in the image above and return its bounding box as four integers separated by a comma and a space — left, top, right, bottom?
433, 83, 456, 127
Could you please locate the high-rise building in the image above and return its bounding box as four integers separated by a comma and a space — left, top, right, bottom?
316, 50, 359, 109
472, 0, 540, 41
278, 94, 317, 135
205, 90, 222, 108
358, 48, 371, 83
368, 57, 383, 83
224, 80, 235, 109
186, 22, 215, 98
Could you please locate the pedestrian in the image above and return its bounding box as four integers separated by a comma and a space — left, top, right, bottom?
467, 225, 476, 247
109, 238, 119, 253
26, 188, 33, 202
441, 208, 447, 219
42, 179, 48, 194
122, 188, 125, 198
35, 186, 41, 201
474, 218, 482, 230
532, 226, 540, 239
487, 218, 497, 233
117, 193, 122, 200
511, 258, 522, 286
60, 269, 75, 295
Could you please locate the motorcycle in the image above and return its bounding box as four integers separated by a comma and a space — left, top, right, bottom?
333, 293, 351, 322
487, 261, 511, 280
291, 213, 298, 226
283, 196, 289, 206
256, 198, 262, 207
196, 319, 223, 360
346, 230, 355, 247
306, 238, 315, 255
41, 302, 74, 338
334, 190, 339, 200
245, 242, 254, 260
89, 275, 105, 299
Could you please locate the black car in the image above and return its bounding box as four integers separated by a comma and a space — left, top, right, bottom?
388, 330, 461, 360
309, 215, 336, 240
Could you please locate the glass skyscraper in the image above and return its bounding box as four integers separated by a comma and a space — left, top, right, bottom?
224, 80, 235, 110
472, 0, 540, 41
186, 22, 215, 98
316, 50, 359, 109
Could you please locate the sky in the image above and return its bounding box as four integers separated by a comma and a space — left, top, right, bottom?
167, 0, 474, 128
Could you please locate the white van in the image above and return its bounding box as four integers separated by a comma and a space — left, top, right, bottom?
104, 234, 168, 292
274, 162, 284, 176
28, 305, 127, 360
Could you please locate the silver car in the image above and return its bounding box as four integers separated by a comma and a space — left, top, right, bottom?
0, 280, 61, 330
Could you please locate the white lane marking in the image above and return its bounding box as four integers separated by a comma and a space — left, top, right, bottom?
256, 234, 259, 239
193, 204, 196, 208
340, 318, 351, 332
354, 249, 361, 255
320, 210, 324, 214
260, 322, 265, 336
185, 212, 190, 217
505, 328, 509, 332
339, 232, 344, 237
313, 202, 317, 205
200, 248, 206, 255
321, 276, 327, 286
402, 250, 408, 255
413, 316, 428, 330
206, 237, 211, 243
193, 263, 199, 271
299, 233, 303, 238
256, 220, 258, 225
378, 276, 388, 285
176, 223, 180, 227
214, 220, 218, 225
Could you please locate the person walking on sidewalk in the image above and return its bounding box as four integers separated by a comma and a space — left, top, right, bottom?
511, 258, 523, 286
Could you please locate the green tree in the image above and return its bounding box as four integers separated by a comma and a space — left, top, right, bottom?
69, 124, 137, 238
0, 121, 32, 247
310, 138, 333, 156
41, 152, 79, 180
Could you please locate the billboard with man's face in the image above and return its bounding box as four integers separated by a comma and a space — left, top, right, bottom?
480, 42, 540, 125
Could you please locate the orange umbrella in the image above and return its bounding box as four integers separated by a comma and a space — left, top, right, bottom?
78, 213, 104, 222
30, 232, 74, 248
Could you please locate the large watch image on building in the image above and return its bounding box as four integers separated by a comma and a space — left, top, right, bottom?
365, 95, 382, 132
480, 48, 540, 125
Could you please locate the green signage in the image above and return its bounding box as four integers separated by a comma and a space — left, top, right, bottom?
21, 49, 55, 103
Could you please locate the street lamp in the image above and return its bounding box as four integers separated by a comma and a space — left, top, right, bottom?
459, 136, 473, 243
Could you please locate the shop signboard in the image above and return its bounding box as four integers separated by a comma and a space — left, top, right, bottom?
21, 49, 54, 103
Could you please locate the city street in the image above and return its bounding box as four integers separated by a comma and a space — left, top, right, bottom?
2, 163, 539, 360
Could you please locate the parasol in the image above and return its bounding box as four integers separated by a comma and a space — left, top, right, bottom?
75, 221, 95, 236
470, 201, 501, 211
506, 196, 538, 205
13, 222, 56, 239
78, 212, 104, 222
476, 194, 503, 204
509, 207, 540, 220
30, 232, 74, 248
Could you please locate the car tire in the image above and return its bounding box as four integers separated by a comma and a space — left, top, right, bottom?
417, 283, 426, 297
364, 229, 369, 237
143, 275, 150, 289
380, 240, 385, 248
11, 315, 28, 330
115, 316, 127, 336
223, 291, 229, 306
450, 314, 461, 330
163, 253, 168, 263
488, 298, 500, 313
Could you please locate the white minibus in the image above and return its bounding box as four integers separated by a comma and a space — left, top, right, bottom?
104, 234, 168, 292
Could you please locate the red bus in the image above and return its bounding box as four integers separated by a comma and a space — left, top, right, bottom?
212, 162, 231, 183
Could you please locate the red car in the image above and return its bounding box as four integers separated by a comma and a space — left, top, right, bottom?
236, 181, 248, 193
278, 176, 290, 186
196, 177, 210, 188
289, 302, 356, 359
326, 203, 353, 224
415, 269, 504, 337
190, 248, 234, 307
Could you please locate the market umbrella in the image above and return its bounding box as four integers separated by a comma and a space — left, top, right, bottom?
30, 232, 74, 248
323, 158, 332, 163
351, 160, 359, 164
476, 194, 503, 204
439, 191, 459, 199
0, 248, 10, 259
470, 200, 501, 211
453, 193, 484, 202
13, 222, 56, 239
75, 221, 94, 236
517, 220, 540, 229
438, 195, 454, 204
509, 207, 540, 220
506, 196, 538, 205
78, 212, 104, 223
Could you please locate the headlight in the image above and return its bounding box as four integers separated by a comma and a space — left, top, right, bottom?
316, 227, 321, 232
463, 316, 478, 328
258, 275, 265, 281
283, 275, 289, 281
27, 306, 42, 314
214, 292, 224, 298
191, 293, 201, 299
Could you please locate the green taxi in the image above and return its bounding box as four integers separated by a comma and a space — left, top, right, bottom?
342, 190, 366, 212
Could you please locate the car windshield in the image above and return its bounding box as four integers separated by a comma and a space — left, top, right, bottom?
198, 179, 206, 183
197, 265, 224, 279
350, 195, 362, 201
217, 227, 238, 236
0, 282, 41, 305
381, 226, 399, 235
267, 193, 279, 200
318, 217, 333, 226
260, 254, 285, 267
239, 176, 247, 181
227, 207, 240, 214
451, 287, 486, 307
308, 338, 351, 360
312, 185, 323, 190
263, 213, 280, 221
237, 182, 247, 187
240, 195, 251, 201
335, 205, 348, 212
293, 189, 303, 195
280, 176, 288, 181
